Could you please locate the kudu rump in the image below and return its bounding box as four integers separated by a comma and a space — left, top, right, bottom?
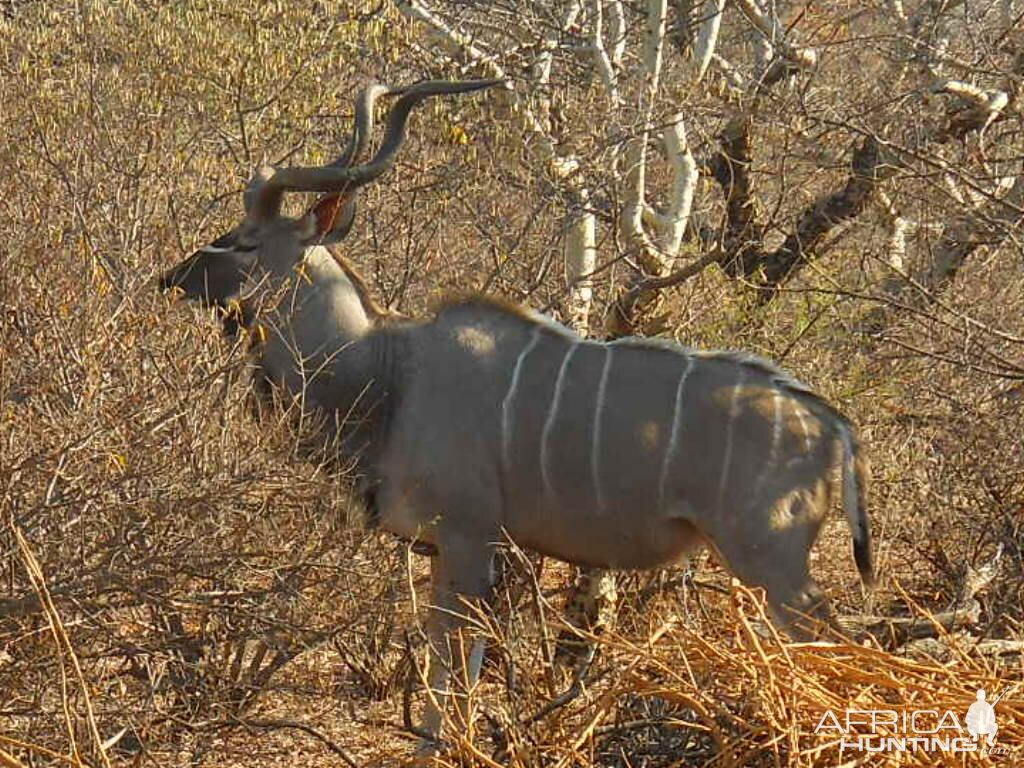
161, 80, 875, 744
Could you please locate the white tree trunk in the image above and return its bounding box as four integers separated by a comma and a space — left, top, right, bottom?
654, 116, 698, 258
591, 0, 620, 104
693, 0, 726, 81
565, 190, 597, 335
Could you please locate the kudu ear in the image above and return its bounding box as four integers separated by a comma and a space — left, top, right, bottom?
300, 192, 357, 245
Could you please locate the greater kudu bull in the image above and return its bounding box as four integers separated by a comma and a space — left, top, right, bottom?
161, 79, 875, 747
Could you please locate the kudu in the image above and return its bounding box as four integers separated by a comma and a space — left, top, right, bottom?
161, 79, 875, 746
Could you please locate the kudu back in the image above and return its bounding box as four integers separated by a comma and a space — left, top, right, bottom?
161, 79, 874, 745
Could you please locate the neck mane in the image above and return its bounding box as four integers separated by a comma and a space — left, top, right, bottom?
325, 245, 404, 325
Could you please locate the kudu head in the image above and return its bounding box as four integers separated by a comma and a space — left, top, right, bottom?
158, 82, 388, 335
160, 79, 505, 334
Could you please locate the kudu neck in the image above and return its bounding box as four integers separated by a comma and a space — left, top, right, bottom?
266, 244, 399, 457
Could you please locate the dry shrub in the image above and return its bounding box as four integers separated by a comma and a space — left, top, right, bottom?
1, 0, 1022, 766
404, 580, 1020, 767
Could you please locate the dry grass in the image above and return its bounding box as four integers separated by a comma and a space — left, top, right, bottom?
2, 1, 1022, 766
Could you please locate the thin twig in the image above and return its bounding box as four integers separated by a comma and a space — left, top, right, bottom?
15, 527, 111, 768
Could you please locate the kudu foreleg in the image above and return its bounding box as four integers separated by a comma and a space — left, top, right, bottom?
706, 511, 839, 641
419, 534, 496, 744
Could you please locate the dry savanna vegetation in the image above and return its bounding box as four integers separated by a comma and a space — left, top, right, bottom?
1, 0, 1023, 766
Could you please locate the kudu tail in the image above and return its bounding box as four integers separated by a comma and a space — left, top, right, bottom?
838, 422, 876, 587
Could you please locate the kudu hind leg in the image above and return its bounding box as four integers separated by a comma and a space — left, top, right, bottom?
709, 521, 836, 640
420, 533, 496, 742
768, 574, 836, 640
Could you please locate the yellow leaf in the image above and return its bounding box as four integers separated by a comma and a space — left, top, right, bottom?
447, 124, 470, 146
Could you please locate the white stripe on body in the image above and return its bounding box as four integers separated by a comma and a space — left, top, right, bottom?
794, 404, 813, 453
717, 369, 748, 510
541, 341, 580, 503
752, 386, 783, 499
657, 354, 695, 508
501, 326, 543, 476
591, 346, 614, 513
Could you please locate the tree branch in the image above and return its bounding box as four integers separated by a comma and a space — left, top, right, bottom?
756, 136, 897, 299
609, 248, 721, 336
707, 115, 764, 277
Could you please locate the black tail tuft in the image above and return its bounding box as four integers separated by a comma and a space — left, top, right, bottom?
854, 517, 876, 588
